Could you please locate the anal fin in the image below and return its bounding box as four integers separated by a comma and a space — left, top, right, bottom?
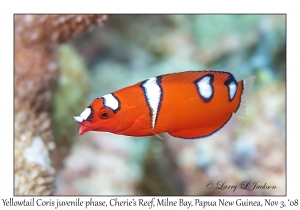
155, 132, 170, 140
167, 114, 233, 140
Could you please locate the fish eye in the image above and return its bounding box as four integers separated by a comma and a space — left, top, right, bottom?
99, 111, 109, 119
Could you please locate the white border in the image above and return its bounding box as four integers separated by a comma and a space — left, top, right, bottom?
2, 1, 295, 209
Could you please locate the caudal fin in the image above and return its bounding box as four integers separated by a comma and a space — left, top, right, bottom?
235, 76, 255, 116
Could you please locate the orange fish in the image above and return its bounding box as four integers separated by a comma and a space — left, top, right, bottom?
73, 71, 254, 140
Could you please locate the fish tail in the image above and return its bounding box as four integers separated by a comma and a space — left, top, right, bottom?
235, 76, 255, 116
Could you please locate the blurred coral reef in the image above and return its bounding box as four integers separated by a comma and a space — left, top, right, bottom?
14, 15, 107, 195
15, 15, 285, 196
52, 44, 90, 169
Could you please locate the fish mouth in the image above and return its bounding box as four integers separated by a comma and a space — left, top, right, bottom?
77, 124, 89, 135
73, 116, 89, 135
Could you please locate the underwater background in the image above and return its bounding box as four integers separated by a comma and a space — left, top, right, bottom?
14, 14, 285, 195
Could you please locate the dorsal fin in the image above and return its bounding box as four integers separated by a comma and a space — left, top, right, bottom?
161, 70, 230, 85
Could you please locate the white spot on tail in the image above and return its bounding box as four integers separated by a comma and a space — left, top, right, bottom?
197, 76, 213, 99
229, 82, 237, 100
102, 94, 119, 111
142, 77, 162, 128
